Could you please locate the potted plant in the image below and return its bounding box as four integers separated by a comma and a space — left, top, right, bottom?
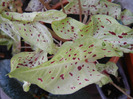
0, 0, 133, 98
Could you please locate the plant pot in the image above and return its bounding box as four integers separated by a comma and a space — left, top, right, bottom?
124, 53, 133, 95
96, 58, 130, 99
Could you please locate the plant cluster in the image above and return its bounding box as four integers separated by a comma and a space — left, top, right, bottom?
0, 0, 133, 96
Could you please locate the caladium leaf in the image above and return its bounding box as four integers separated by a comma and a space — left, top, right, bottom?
81, 15, 133, 53
12, 21, 55, 53
10, 49, 47, 92
52, 17, 85, 40
121, 9, 133, 25
64, 0, 121, 19
0, 15, 20, 41
2, 10, 67, 23
25, 0, 46, 11
10, 50, 47, 72
9, 36, 121, 94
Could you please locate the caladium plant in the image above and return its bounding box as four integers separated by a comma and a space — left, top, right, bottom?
0, 0, 133, 96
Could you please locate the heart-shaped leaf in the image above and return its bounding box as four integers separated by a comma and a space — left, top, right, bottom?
64, 0, 121, 19
25, 0, 45, 12
0, 15, 20, 41
2, 10, 67, 23
52, 17, 85, 40
83, 15, 133, 53
9, 36, 121, 94
10, 50, 47, 72
121, 9, 133, 25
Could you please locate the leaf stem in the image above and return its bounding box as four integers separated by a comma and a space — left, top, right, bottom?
110, 82, 133, 99
39, 0, 51, 10
78, 0, 82, 22
60, 0, 66, 13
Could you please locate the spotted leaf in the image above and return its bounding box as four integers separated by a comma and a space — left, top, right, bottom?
64, 0, 121, 19
82, 15, 133, 53
121, 9, 133, 25
10, 50, 47, 72
12, 21, 55, 53
2, 10, 67, 23
9, 36, 121, 94
52, 17, 85, 40
0, 15, 20, 41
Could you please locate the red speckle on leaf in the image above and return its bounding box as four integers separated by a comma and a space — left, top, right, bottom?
73, 57, 76, 60
51, 77, 54, 79
69, 49, 72, 51
92, 69, 95, 71
78, 58, 80, 60
57, 86, 60, 88
101, 26, 104, 28
74, 54, 77, 56
122, 33, 127, 35
102, 49, 106, 50
49, 71, 51, 73
62, 23, 64, 24
38, 34, 40, 37
24, 29, 26, 31
85, 79, 89, 81
104, 4, 108, 8
75, 62, 77, 64
89, 44, 94, 48
69, 72, 73, 76
77, 66, 82, 71
106, 19, 112, 23
109, 31, 116, 35
51, 61, 55, 64
16, 66, 19, 68
69, 55, 71, 57
90, 74, 92, 76
79, 83, 81, 85
2, 2, 5, 6
59, 58, 64, 61
79, 44, 83, 47
118, 35, 123, 38
107, 12, 109, 15
84, 50, 87, 52
60, 74, 64, 80
93, 54, 96, 57
38, 78, 43, 82
71, 26, 74, 29
88, 52, 92, 54
124, 42, 127, 45
82, 65, 84, 67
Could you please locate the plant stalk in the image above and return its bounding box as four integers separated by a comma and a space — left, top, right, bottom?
78, 0, 82, 22
60, 0, 66, 13
39, 0, 51, 10
110, 82, 133, 99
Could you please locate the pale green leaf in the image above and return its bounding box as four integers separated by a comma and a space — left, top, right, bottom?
82, 15, 133, 53
0, 15, 20, 41
10, 50, 47, 72
9, 36, 121, 94
121, 9, 133, 25
64, 0, 121, 19
2, 10, 67, 23
13, 21, 55, 53
52, 17, 85, 40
